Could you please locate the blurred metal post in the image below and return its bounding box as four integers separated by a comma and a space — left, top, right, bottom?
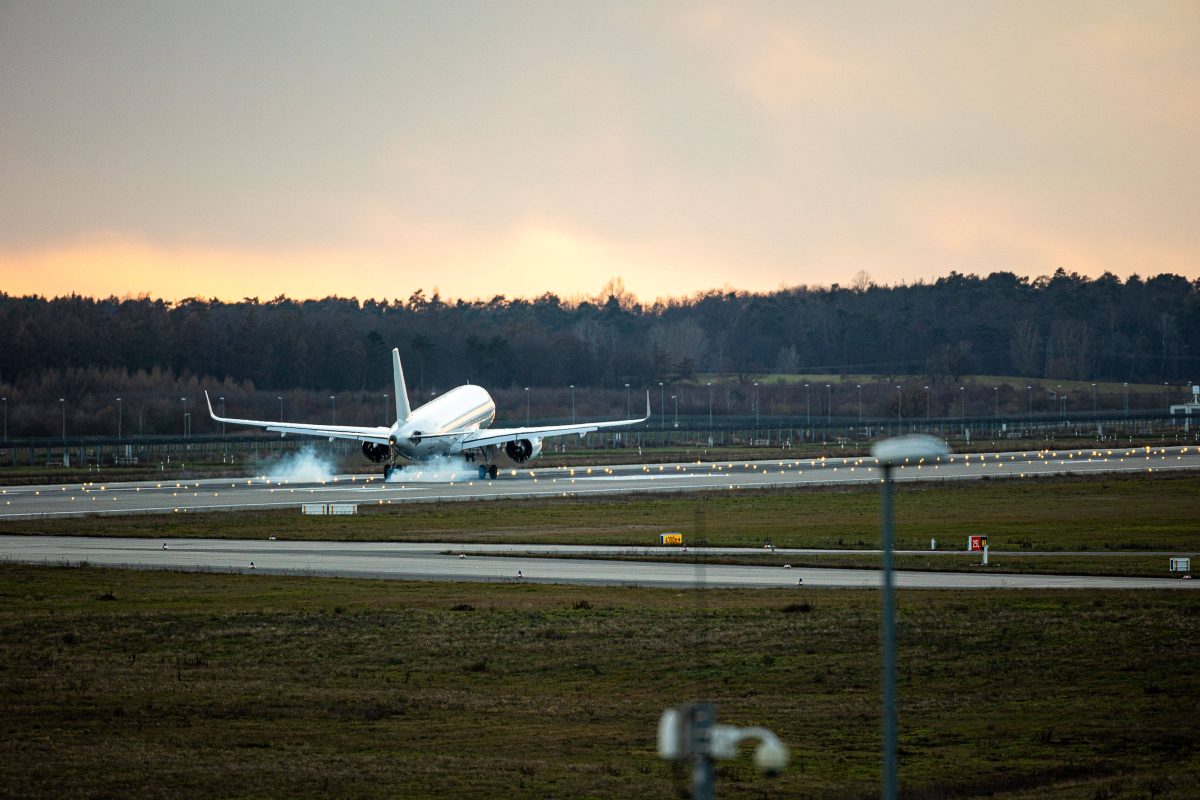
880, 464, 897, 800
689, 703, 716, 800
873, 435, 949, 800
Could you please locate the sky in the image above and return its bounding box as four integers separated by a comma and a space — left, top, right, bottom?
1, 1, 1197, 304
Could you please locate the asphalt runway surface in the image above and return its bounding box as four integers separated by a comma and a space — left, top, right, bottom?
2, 536, 1194, 590
1, 445, 1197, 519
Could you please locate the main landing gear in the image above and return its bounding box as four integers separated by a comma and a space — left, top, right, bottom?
383, 463, 403, 480
477, 465, 499, 480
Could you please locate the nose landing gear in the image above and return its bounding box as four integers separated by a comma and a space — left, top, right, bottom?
477, 465, 499, 480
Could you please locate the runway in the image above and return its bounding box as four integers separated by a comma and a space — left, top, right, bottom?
2, 536, 1194, 590
0, 445, 1196, 519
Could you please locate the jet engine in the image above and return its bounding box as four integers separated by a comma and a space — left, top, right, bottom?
361, 441, 391, 463
504, 438, 542, 464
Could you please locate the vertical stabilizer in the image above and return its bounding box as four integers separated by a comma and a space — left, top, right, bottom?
392, 348, 411, 423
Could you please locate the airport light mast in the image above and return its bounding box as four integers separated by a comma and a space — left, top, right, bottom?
873, 435, 950, 800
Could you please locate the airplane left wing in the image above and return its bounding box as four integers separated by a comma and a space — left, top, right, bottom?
204, 391, 392, 444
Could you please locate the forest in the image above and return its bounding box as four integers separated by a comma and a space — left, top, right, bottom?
0, 269, 1197, 437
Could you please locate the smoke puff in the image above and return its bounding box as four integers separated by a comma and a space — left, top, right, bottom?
266, 445, 336, 483
386, 455, 478, 483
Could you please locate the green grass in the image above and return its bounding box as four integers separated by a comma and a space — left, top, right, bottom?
6, 471, 1199, 556
0, 565, 1197, 799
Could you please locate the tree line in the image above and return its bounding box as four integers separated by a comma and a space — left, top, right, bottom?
0, 270, 1196, 437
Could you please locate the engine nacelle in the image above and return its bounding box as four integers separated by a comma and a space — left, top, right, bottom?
361, 441, 391, 463
504, 438, 542, 464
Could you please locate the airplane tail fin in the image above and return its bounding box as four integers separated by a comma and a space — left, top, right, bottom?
392, 348, 411, 423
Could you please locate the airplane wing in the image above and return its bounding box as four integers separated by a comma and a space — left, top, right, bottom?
454, 391, 651, 451
204, 391, 392, 444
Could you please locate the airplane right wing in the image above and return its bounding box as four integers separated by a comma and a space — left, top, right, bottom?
455, 391, 651, 451
204, 391, 392, 444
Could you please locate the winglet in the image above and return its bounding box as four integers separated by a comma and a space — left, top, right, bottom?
646, 390, 651, 419
204, 390, 218, 420
392, 348, 412, 423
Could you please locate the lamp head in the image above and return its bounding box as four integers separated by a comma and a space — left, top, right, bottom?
872, 434, 950, 467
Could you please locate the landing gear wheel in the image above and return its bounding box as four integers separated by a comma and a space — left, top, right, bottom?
488, 465, 499, 480
478, 465, 487, 480
384, 465, 392, 480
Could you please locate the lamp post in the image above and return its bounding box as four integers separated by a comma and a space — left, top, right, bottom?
570, 385, 575, 424
659, 382, 665, 432
872, 435, 951, 800
896, 385, 902, 432
857, 384, 862, 423
1123, 383, 1129, 418
525, 387, 530, 424
180, 397, 187, 436
116, 397, 122, 440
278, 396, 283, 422
59, 398, 65, 443
753, 381, 759, 431
671, 395, 678, 428
707, 382, 713, 431
825, 383, 831, 424
383, 393, 389, 426
625, 383, 630, 418
330, 395, 336, 426
960, 386, 965, 420
1027, 386, 1032, 417
805, 383, 810, 424
1091, 383, 1097, 414
993, 386, 998, 418
924, 386, 930, 420
2, 396, 6, 443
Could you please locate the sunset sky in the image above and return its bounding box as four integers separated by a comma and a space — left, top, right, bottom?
1, 1, 1197, 303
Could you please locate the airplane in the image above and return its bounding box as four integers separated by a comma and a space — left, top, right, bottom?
205, 348, 649, 479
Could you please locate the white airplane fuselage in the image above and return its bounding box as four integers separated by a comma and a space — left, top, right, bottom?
389, 385, 496, 462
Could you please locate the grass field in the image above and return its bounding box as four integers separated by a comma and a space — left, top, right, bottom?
1, 565, 1197, 799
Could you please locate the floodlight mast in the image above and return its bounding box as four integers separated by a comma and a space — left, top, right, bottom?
871, 435, 950, 800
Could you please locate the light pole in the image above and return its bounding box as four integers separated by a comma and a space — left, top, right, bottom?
659, 382, 665, 432
1027, 386, 1032, 417
278, 396, 283, 422
59, 398, 65, 443
180, 397, 187, 436
1123, 382, 1129, 418
857, 384, 862, 423
570, 385, 575, 424
330, 394, 336, 425
707, 382, 713, 431
753, 381, 759, 431
896, 385, 902, 431
924, 385, 930, 420
2, 396, 6, 443
383, 393, 389, 426
960, 386, 965, 420
993, 386, 998, 418
625, 383, 630, 418
671, 395, 678, 428
872, 435, 950, 800
805, 383, 810, 424
525, 387, 530, 424
1091, 383, 1097, 414
825, 383, 831, 424
116, 397, 122, 440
